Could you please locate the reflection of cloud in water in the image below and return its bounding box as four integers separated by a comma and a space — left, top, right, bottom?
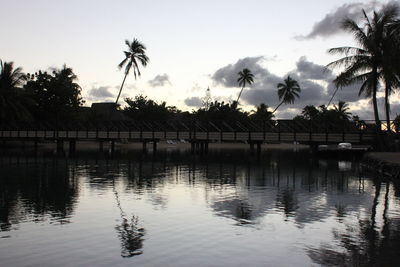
211, 197, 256, 225
206, 161, 374, 227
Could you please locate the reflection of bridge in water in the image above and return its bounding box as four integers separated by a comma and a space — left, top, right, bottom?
1, 120, 393, 154
1, 150, 400, 265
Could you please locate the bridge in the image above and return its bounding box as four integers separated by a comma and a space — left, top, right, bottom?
0, 120, 395, 154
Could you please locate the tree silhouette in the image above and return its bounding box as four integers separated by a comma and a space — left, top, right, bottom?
0, 60, 33, 121
327, 5, 400, 131
272, 75, 301, 114
25, 65, 84, 122
116, 38, 149, 104
250, 103, 274, 121
380, 6, 400, 131
236, 68, 254, 105
333, 101, 352, 121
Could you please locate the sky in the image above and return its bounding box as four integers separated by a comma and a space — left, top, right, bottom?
1, 0, 399, 119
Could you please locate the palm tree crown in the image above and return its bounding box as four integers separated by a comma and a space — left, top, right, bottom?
272, 75, 301, 113
326, 5, 400, 130
116, 38, 149, 104
236, 68, 254, 104
250, 103, 274, 121
0, 60, 26, 90
333, 101, 352, 120
0, 60, 31, 121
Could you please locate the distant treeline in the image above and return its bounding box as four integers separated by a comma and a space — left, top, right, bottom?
1, 59, 400, 131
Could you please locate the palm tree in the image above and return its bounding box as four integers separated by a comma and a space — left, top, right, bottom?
236, 68, 254, 105
250, 103, 274, 121
272, 75, 301, 114
381, 6, 400, 131
301, 105, 319, 120
327, 6, 400, 131
0, 60, 32, 121
333, 101, 352, 121
116, 38, 149, 104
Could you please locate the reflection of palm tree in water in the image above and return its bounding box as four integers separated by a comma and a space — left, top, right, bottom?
308, 180, 400, 266
113, 180, 145, 258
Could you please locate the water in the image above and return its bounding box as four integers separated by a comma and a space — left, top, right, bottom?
1, 148, 400, 266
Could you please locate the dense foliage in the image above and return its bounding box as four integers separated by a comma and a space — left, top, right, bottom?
0, 60, 33, 121
123, 95, 179, 121
24, 66, 84, 122
294, 102, 353, 125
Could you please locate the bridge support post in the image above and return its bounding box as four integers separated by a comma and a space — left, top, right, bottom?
56, 140, 64, 153
99, 141, 104, 152
200, 142, 205, 154
34, 140, 38, 152
69, 140, 76, 154
256, 142, 262, 157
195, 142, 200, 154
191, 141, 195, 154
310, 143, 318, 153
110, 141, 115, 153
142, 141, 147, 153
153, 140, 157, 153
205, 142, 209, 154
250, 142, 255, 155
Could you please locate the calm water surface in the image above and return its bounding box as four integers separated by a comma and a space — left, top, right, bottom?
1, 148, 400, 266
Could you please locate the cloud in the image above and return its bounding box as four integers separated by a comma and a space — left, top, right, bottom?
210, 55, 378, 119
89, 86, 114, 98
184, 96, 203, 108
211, 56, 330, 110
295, 56, 334, 80
87, 86, 115, 103
148, 73, 171, 87
212, 56, 277, 88
295, 1, 382, 40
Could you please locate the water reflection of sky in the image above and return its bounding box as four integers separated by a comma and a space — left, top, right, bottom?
1, 149, 400, 266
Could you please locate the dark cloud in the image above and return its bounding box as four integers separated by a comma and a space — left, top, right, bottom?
211, 56, 378, 119
295, 1, 381, 40
87, 86, 115, 103
296, 56, 334, 80
211, 56, 331, 110
211, 56, 278, 88
327, 82, 367, 104
148, 73, 171, 87
184, 96, 203, 108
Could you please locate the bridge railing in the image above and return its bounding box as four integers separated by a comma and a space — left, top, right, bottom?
0, 119, 397, 134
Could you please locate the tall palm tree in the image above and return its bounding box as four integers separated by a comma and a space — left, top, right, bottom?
236, 68, 254, 105
272, 75, 301, 114
327, 6, 400, 131
381, 6, 400, 131
333, 101, 352, 121
0, 60, 32, 121
116, 38, 149, 104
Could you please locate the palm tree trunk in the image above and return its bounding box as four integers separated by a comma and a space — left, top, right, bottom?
327, 86, 339, 107
115, 72, 129, 104
272, 101, 284, 114
236, 86, 244, 104
372, 73, 381, 131
385, 86, 391, 132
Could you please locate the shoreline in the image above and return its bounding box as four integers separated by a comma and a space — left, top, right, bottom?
362, 152, 400, 179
